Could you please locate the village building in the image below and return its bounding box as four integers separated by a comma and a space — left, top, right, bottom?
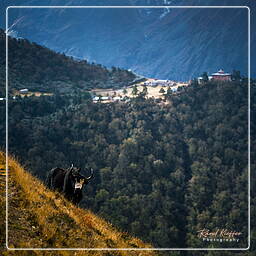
93, 96, 100, 103
211, 69, 231, 81
198, 76, 212, 84
198, 69, 231, 84
19, 88, 29, 94
113, 96, 121, 102
92, 96, 111, 103
144, 79, 173, 87
101, 96, 110, 101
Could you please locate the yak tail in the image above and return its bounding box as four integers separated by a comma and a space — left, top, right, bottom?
63, 168, 72, 194
45, 168, 57, 189
45, 171, 52, 188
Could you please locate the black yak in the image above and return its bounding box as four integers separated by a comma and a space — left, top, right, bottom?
46, 164, 93, 204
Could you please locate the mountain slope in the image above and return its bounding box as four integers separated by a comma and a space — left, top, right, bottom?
0, 29, 136, 96
0, 152, 157, 255
2, 0, 254, 80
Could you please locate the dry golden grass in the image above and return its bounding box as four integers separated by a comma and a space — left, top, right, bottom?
0, 152, 158, 256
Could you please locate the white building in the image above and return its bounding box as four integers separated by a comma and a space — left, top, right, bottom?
101, 96, 110, 101
93, 96, 100, 102
93, 96, 110, 103
113, 96, 121, 101
198, 76, 213, 84
144, 79, 173, 87
19, 88, 29, 94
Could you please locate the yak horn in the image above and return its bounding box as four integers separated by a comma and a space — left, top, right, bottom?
86, 168, 94, 180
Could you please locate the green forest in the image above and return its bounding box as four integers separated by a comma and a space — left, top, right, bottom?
1, 78, 255, 254
0, 30, 255, 255
0, 29, 136, 96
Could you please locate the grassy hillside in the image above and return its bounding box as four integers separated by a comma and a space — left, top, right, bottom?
0, 151, 158, 255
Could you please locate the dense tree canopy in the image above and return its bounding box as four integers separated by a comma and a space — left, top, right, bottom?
1, 78, 253, 253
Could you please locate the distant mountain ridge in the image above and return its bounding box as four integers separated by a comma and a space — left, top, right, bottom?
1, 0, 254, 80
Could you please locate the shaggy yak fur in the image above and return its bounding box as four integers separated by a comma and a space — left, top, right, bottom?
46, 165, 93, 204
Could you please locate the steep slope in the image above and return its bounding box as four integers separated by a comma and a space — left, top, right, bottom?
0, 152, 157, 255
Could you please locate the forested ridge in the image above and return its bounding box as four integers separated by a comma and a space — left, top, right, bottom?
0, 29, 136, 95
1, 77, 254, 254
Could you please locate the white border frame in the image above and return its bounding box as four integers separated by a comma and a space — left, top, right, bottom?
5, 5, 251, 251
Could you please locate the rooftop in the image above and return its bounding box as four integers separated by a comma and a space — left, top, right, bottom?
211, 69, 231, 76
